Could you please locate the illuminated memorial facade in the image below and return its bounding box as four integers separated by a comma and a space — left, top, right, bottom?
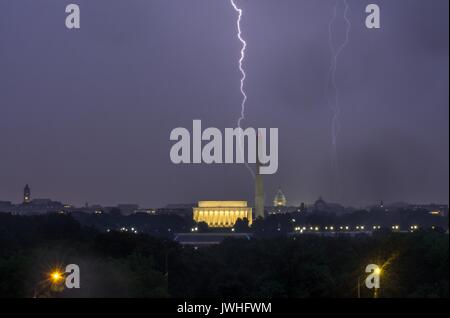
193, 201, 253, 228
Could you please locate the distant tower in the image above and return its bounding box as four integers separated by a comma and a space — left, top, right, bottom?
255, 131, 265, 219
273, 187, 287, 207
299, 202, 306, 213
23, 184, 31, 204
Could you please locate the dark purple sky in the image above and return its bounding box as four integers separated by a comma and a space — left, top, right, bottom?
0, 0, 448, 208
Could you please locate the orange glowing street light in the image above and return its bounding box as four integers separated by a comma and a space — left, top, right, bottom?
374, 267, 382, 276
50, 270, 64, 284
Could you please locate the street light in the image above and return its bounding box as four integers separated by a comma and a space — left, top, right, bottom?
50, 270, 64, 284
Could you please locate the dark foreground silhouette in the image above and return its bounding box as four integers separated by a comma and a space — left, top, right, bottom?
0, 214, 448, 298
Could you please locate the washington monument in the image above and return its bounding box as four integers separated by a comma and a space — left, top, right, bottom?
255, 131, 265, 219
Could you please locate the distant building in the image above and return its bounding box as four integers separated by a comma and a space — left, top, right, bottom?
314, 196, 326, 211
134, 208, 156, 215
15, 198, 64, 215
265, 187, 291, 215
23, 184, 31, 204
266, 205, 295, 215
158, 203, 195, 218
313, 196, 348, 214
31, 199, 64, 210
416, 204, 448, 217
193, 201, 252, 228
273, 188, 287, 207
117, 204, 139, 215
0, 201, 13, 213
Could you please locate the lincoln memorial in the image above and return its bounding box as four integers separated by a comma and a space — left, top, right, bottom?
193, 201, 253, 228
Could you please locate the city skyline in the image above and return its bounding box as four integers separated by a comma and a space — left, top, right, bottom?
1, 183, 448, 210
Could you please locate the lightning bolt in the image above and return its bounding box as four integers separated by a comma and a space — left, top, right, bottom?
230, 0, 247, 130
327, 0, 351, 199
231, 0, 255, 178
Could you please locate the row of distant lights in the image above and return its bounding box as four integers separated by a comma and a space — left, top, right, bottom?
392, 225, 421, 231
294, 225, 368, 232
106, 225, 425, 234
106, 227, 138, 234
293, 225, 422, 232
